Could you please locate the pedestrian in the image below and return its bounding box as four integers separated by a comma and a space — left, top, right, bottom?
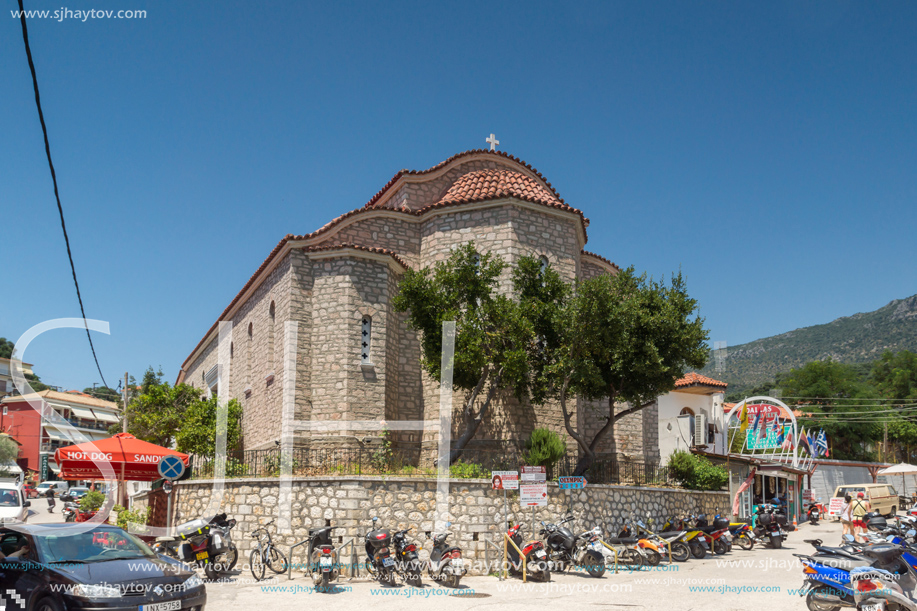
46, 488, 55, 513
840, 493, 853, 542
851, 491, 871, 542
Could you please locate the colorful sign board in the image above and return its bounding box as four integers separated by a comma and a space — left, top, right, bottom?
520, 483, 548, 506
828, 497, 845, 516
558, 476, 586, 490
521, 466, 546, 482
745, 425, 790, 450
40, 454, 49, 482
158, 455, 186, 480
803, 489, 814, 502
491, 471, 519, 490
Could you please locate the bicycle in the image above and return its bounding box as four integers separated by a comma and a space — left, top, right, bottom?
249, 519, 289, 581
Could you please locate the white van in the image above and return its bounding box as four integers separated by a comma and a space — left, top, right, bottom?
0, 483, 30, 523
34, 481, 69, 497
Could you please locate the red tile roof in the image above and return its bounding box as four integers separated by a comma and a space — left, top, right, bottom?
675, 372, 728, 389
581, 250, 620, 272
301, 243, 409, 269
436, 168, 561, 207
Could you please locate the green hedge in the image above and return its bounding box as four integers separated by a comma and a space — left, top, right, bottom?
667, 450, 728, 491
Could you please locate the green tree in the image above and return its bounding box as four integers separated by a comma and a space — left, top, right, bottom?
0, 338, 14, 359
0, 437, 20, 476
84, 386, 122, 403
523, 428, 567, 479
872, 351, 917, 403
522, 263, 709, 475
781, 359, 879, 460
124, 367, 242, 455
393, 243, 536, 463
667, 450, 728, 491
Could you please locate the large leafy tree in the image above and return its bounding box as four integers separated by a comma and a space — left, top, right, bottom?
124, 367, 242, 455
393, 243, 535, 463
520, 263, 709, 475
781, 359, 879, 460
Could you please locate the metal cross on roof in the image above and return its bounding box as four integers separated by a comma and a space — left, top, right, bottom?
486, 133, 499, 151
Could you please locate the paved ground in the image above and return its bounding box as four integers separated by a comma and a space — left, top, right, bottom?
26, 495, 63, 524
204, 519, 846, 611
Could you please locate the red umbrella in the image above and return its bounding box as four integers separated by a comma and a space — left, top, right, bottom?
54, 433, 189, 482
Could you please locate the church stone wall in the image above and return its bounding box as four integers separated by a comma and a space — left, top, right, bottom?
323, 216, 422, 268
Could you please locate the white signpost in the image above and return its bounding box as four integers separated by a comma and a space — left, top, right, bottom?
521, 466, 547, 533
492, 470, 519, 534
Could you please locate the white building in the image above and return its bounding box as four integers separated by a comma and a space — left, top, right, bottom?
656, 373, 728, 463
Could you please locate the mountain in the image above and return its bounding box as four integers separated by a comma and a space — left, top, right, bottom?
698, 294, 917, 397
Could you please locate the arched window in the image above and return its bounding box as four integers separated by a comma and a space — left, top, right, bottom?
539, 255, 549, 274
361, 316, 372, 365
679, 407, 695, 417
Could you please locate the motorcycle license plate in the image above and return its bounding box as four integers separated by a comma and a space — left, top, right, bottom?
320, 556, 332, 567
195, 551, 209, 561
535, 550, 546, 558
862, 603, 886, 611
383, 557, 395, 568
140, 602, 181, 611
452, 559, 464, 568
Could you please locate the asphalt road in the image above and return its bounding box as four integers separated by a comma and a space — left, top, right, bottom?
204, 519, 844, 611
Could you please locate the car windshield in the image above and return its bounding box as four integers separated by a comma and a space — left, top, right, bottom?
35, 528, 156, 563
837, 486, 866, 497
0, 492, 20, 507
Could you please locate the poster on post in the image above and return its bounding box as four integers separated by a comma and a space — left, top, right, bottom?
491, 471, 519, 490
521, 466, 546, 482
520, 483, 548, 506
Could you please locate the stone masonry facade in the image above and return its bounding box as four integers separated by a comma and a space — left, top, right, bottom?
178, 149, 658, 464
153, 476, 727, 575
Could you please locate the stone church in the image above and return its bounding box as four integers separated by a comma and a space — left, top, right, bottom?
177, 149, 660, 465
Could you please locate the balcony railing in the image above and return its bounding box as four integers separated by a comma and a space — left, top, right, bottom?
65, 419, 110, 432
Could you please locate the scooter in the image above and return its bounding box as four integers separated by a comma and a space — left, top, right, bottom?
62, 501, 79, 523
727, 521, 756, 550
634, 516, 691, 563
692, 513, 733, 554
392, 528, 424, 586
852, 565, 917, 611
808, 499, 827, 526
306, 524, 340, 589
427, 523, 466, 588
505, 523, 551, 581
364, 517, 397, 586
754, 504, 788, 549
664, 516, 709, 559
615, 520, 662, 566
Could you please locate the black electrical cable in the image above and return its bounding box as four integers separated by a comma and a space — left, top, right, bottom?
17, 0, 110, 389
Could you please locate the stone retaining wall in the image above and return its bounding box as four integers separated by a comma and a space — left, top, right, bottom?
170, 477, 728, 574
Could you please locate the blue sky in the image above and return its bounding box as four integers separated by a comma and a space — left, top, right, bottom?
2, 1, 916, 392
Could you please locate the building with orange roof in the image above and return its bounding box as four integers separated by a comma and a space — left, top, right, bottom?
657, 373, 729, 462
176, 149, 651, 462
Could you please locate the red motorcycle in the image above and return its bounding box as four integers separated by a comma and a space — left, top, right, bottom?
806, 499, 826, 525
505, 523, 550, 581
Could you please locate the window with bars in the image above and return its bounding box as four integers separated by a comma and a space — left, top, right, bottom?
361, 316, 373, 365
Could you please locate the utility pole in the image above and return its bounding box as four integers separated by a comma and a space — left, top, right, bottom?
122, 372, 128, 433
883, 421, 888, 463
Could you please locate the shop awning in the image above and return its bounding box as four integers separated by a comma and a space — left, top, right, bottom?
54, 433, 189, 482
69, 406, 96, 420
44, 428, 67, 441
91, 410, 120, 423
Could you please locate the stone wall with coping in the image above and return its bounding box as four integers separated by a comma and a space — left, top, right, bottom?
171, 476, 727, 575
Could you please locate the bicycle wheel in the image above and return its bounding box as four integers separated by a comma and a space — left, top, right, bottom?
267, 545, 288, 574
250, 550, 266, 582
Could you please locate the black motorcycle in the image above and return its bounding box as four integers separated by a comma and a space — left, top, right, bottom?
364, 516, 397, 586
753, 504, 787, 549
392, 528, 423, 586
427, 524, 466, 588
61, 501, 79, 523
539, 516, 605, 577
307, 524, 340, 589
152, 513, 238, 579
505, 523, 550, 582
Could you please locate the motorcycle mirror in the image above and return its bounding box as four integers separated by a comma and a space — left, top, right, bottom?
908, 530, 916, 538
844, 534, 855, 542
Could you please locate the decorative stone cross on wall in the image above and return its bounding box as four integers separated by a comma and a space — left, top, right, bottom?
486, 133, 499, 151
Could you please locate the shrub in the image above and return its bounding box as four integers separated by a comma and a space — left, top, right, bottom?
79, 490, 106, 513
667, 450, 728, 491
523, 428, 567, 478
449, 460, 488, 479
112, 504, 151, 531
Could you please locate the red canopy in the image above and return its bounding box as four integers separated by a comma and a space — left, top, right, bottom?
53, 433, 189, 482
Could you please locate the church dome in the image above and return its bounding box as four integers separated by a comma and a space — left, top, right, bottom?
435, 168, 562, 208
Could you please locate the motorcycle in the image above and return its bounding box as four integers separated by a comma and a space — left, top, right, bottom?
392, 528, 424, 586
754, 504, 788, 549
61, 501, 79, 523
307, 524, 340, 589
664, 516, 709, 559
691, 513, 732, 554
851, 565, 917, 611
808, 499, 827, 526
505, 523, 551, 581
152, 513, 238, 579
427, 523, 466, 588
633, 516, 691, 563
364, 516, 398, 586
728, 521, 757, 550
539, 515, 606, 577
615, 520, 662, 566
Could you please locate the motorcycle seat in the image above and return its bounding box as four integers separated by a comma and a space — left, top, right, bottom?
603, 537, 639, 545
655, 531, 685, 538
811, 554, 873, 571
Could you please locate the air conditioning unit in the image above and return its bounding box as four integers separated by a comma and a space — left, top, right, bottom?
694, 414, 708, 447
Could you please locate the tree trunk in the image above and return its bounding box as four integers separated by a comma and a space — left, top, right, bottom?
571, 392, 648, 477
448, 371, 502, 465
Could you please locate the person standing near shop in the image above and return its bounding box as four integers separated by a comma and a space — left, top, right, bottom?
840, 493, 853, 542
851, 492, 871, 542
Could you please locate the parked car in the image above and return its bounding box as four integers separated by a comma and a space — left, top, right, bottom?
60, 487, 90, 503
0, 523, 207, 610
0, 484, 30, 523
22, 484, 38, 499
